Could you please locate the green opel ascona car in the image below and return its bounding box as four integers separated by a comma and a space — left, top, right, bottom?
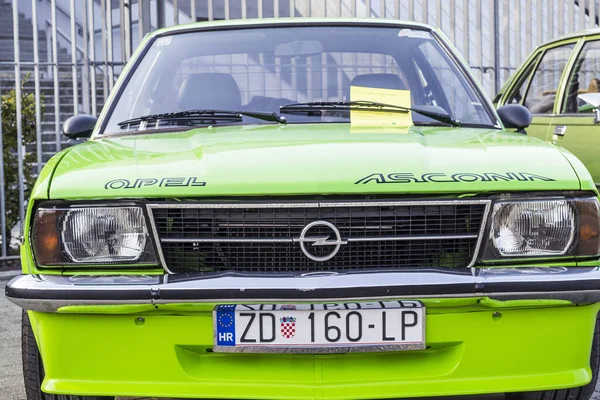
495, 28, 600, 186
6, 18, 600, 400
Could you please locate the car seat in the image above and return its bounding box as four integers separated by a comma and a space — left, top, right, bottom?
178, 73, 242, 111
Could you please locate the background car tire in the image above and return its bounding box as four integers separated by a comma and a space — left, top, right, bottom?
22, 310, 115, 400
506, 312, 600, 400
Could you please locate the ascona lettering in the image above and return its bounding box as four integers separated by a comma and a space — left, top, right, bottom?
355, 172, 555, 185
105, 177, 206, 189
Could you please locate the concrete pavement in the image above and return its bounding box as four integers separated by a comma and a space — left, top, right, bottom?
0, 276, 25, 399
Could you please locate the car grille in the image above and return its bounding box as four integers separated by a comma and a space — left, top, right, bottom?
149, 200, 490, 274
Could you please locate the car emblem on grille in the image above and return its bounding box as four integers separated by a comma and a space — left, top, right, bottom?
294, 220, 348, 262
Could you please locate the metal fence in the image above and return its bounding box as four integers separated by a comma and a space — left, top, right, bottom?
0, 0, 598, 261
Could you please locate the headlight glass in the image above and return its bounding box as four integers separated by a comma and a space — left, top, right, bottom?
482, 197, 600, 261
492, 200, 575, 256
32, 205, 157, 267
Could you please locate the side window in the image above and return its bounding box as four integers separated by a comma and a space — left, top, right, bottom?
562, 40, 600, 114
522, 44, 575, 114
504, 53, 541, 105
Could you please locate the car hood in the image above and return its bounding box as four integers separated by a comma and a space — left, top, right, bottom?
48, 124, 586, 199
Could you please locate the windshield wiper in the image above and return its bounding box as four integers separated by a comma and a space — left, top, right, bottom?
118, 109, 287, 129
279, 101, 460, 127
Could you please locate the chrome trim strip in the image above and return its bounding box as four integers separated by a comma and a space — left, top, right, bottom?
147, 199, 492, 273
159, 234, 479, 243
149, 202, 323, 209
148, 199, 492, 209
11, 289, 600, 314
146, 204, 173, 273
6, 267, 600, 313
317, 200, 492, 208
341, 234, 479, 242
469, 200, 492, 268
160, 238, 295, 243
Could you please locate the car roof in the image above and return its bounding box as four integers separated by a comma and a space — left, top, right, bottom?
150, 17, 436, 37
538, 27, 600, 48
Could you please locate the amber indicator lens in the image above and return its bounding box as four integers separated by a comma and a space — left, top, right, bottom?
31, 209, 61, 265
574, 198, 600, 256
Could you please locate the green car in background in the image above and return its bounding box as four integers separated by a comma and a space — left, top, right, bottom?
6, 19, 600, 400
495, 28, 600, 185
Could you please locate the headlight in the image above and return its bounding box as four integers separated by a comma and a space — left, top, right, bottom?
32, 205, 157, 267
482, 197, 600, 261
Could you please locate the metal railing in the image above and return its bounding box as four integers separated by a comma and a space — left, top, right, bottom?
0, 0, 598, 262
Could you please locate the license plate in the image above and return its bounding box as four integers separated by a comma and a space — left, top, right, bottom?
213, 301, 425, 353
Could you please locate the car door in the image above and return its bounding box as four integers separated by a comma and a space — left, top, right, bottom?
550, 38, 600, 185
499, 41, 578, 140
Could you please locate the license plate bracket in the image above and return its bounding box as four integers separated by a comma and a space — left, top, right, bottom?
213, 301, 426, 353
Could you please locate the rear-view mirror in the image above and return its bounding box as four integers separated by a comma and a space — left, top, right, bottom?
274, 40, 323, 57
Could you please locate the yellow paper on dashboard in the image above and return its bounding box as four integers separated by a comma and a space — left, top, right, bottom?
350, 86, 412, 127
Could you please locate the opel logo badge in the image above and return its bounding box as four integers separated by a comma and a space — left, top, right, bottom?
294, 220, 348, 262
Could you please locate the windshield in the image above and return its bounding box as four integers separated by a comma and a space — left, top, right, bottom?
103, 25, 496, 134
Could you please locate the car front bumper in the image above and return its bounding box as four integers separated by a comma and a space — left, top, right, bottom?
7, 267, 600, 312
7, 267, 600, 399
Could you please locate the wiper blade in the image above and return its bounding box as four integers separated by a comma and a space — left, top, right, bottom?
279, 101, 460, 127
118, 110, 240, 128
118, 109, 287, 128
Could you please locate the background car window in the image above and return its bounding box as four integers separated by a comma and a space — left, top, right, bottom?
504, 53, 541, 104
562, 40, 600, 114
522, 44, 575, 114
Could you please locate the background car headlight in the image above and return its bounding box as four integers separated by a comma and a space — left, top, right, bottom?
482, 197, 600, 260
32, 205, 157, 266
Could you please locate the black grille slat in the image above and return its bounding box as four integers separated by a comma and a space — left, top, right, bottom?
151, 202, 486, 273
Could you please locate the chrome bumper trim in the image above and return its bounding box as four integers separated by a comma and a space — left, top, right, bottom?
5, 267, 600, 313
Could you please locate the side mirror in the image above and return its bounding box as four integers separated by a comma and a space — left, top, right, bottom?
578, 93, 600, 124
62, 114, 97, 140
497, 104, 532, 133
